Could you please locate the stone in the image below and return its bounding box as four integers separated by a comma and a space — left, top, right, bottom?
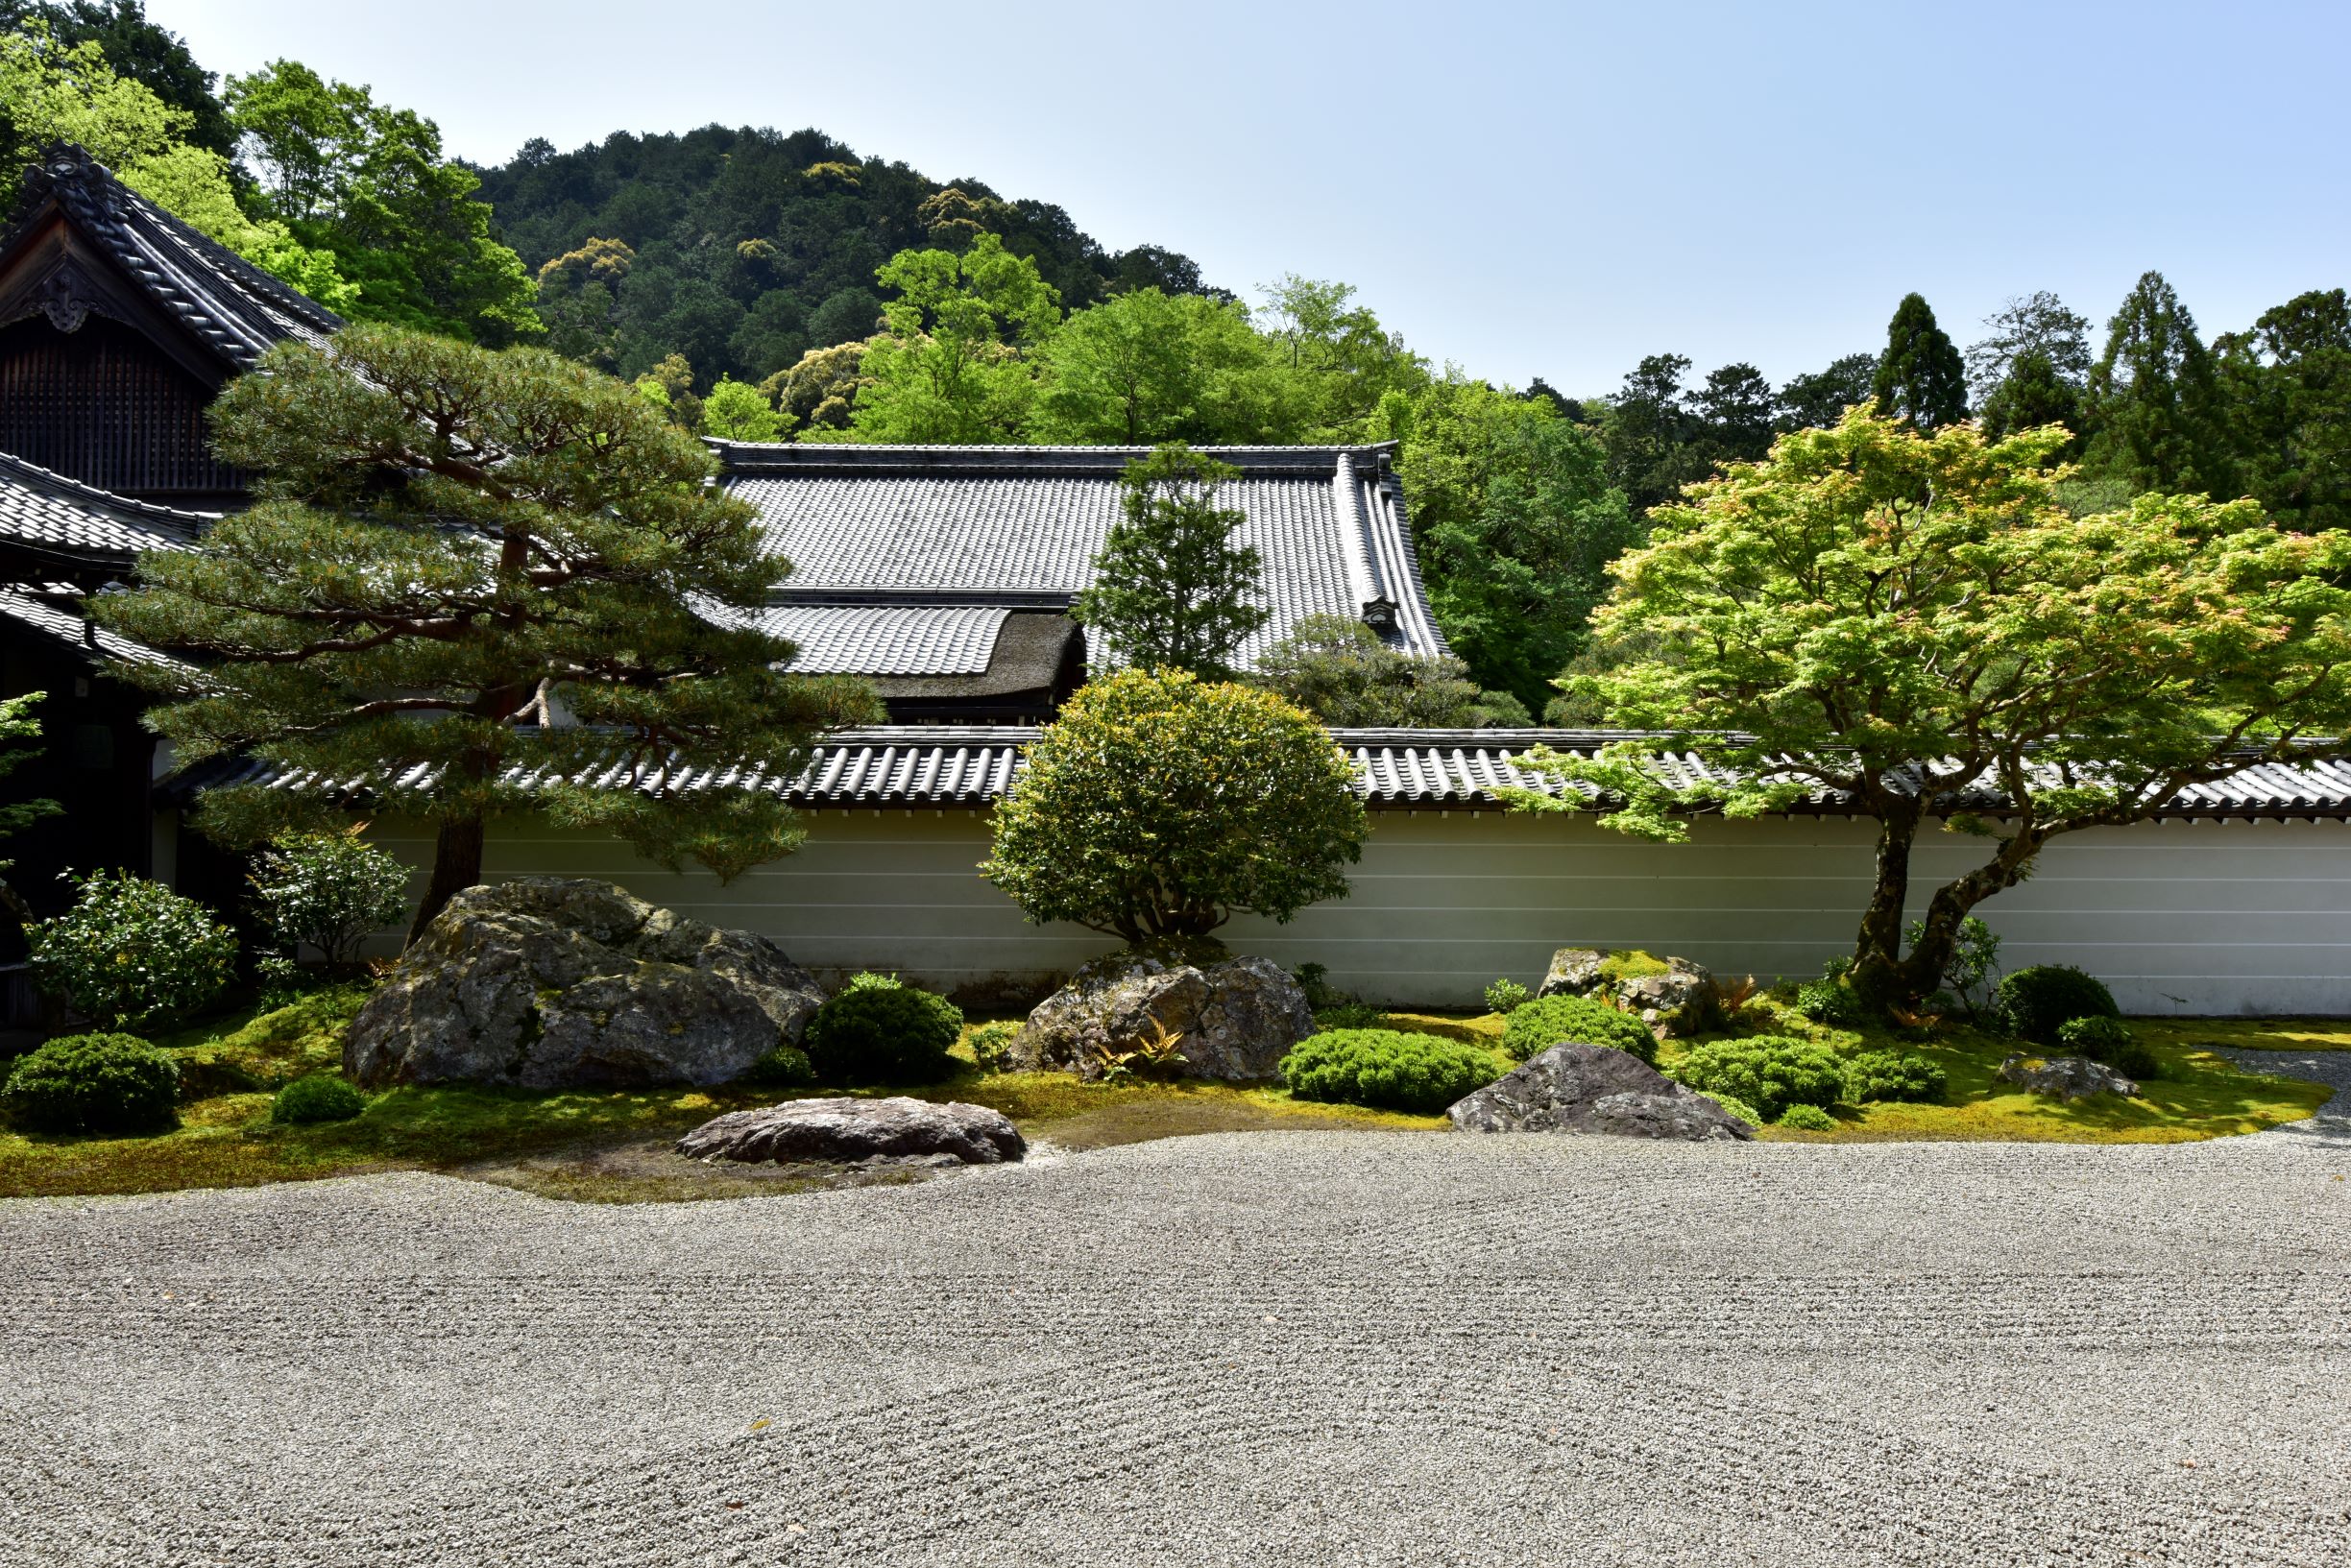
1536, 948, 1607, 1000
1008, 949, 1312, 1082
1447, 1042, 1753, 1141
1996, 1053, 2139, 1101
1534, 948, 1720, 1036
676, 1097, 1025, 1167
346, 878, 825, 1091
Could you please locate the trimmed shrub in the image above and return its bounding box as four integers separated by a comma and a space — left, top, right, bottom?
1279, 1028, 1502, 1114
1501, 995, 1659, 1066
1314, 1001, 1390, 1033
2056, 1015, 2159, 1080
26, 871, 236, 1029
1842, 1049, 1948, 1104
1796, 977, 1869, 1029
1777, 1102, 1837, 1131
1705, 1092, 1763, 1128
740, 1044, 816, 1087
1998, 965, 2120, 1046
966, 1022, 1021, 1073
272, 1074, 365, 1124
1483, 977, 1531, 1016
3, 1032, 179, 1135
1671, 1035, 1844, 1122
802, 973, 963, 1085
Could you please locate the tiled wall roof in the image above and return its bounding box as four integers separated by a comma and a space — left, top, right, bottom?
0, 448, 208, 571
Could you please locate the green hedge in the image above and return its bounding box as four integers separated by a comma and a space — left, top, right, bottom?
1279, 1028, 1501, 1114
1842, 1049, 1947, 1104
1670, 1035, 1843, 1122
272, 1074, 365, 1124
3, 1032, 180, 1136
1998, 965, 2120, 1046
803, 974, 963, 1085
1500, 995, 1659, 1066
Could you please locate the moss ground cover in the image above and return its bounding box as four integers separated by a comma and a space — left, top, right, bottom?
0, 997, 2334, 1200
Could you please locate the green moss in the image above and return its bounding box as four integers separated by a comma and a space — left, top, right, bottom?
1598, 950, 1670, 983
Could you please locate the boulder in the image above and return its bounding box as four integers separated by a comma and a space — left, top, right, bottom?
1448, 1042, 1753, 1142
675, 1097, 1025, 1167
1996, 1053, 2139, 1102
346, 878, 825, 1091
1008, 949, 1312, 1082
1534, 948, 1720, 1035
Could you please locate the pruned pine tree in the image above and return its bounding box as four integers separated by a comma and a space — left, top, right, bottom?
1075, 445, 1268, 680
94, 325, 880, 939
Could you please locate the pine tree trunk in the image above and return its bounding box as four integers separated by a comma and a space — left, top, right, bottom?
408, 815, 486, 945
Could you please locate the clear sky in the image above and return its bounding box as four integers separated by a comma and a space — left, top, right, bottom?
147, 0, 2350, 398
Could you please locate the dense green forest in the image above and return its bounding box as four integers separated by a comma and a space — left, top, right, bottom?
5, 2, 2347, 716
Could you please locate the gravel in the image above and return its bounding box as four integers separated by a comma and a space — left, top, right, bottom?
4, 1056, 2349, 1567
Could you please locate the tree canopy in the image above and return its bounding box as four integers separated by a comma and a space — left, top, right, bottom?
1254, 615, 1528, 728
1503, 408, 2351, 1008
1871, 293, 1969, 428
1075, 446, 1267, 680
91, 326, 879, 937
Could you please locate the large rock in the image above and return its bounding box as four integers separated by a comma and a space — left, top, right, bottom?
1996, 1053, 2139, 1102
1448, 1043, 1754, 1141
1535, 948, 1721, 1035
1008, 949, 1312, 1082
675, 1097, 1025, 1167
346, 878, 825, 1090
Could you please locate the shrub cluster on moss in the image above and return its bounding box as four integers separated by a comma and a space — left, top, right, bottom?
271, 1074, 366, 1124
1671, 1035, 1843, 1122
965, 1022, 1022, 1073
2056, 1015, 2158, 1080
26, 871, 236, 1030
740, 1044, 816, 1087
1704, 1092, 1763, 1127
1796, 977, 1870, 1029
1998, 965, 2120, 1046
803, 974, 963, 1085
1842, 1049, 1948, 1104
1279, 1028, 1500, 1114
1500, 995, 1659, 1066
1777, 1102, 1838, 1131
3, 1033, 180, 1136
1483, 977, 1531, 1015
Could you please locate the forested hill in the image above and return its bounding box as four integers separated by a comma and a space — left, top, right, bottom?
472, 125, 1218, 389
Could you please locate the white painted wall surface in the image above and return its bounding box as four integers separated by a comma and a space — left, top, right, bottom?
363, 808, 2351, 1016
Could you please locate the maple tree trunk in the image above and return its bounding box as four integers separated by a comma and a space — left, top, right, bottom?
409, 814, 485, 944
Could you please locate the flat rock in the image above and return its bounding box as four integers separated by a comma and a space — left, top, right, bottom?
675, 1097, 1026, 1166
346, 878, 824, 1091
1010, 950, 1311, 1082
1997, 1052, 2139, 1101
1448, 1042, 1753, 1141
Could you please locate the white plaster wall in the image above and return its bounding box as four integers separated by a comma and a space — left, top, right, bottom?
362, 808, 2351, 1016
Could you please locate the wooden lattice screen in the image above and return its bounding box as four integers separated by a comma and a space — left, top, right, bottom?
0, 316, 246, 498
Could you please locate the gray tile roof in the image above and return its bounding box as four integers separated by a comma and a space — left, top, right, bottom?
0, 585, 178, 667
716, 442, 1447, 666
0, 448, 209, 572
748, 604, 1010, 675
9, 145, 341, 371
158, 727, 2351, 819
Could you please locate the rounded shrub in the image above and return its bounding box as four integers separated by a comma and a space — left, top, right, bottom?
1500, 995, 1659, 1066
1842, 1049, 1948, 1104
1670, 1035, 1844, 1122
740, 1043, 815, 1087
1795, 977, 1869, 1029
1777, 1102, 1837, 1132
1483, 977, 1531, 1016
26, 870, 236, 1030
1997, 965, 2120, 1046
1704, 1092, 1763, 1128
271, 1073, 365, 1124
2, 1032, 180, 1135
1279, 1028, 1501, 1115
964, 1022, 1021, 1074
2056, 1015, 2158, 1080
802, 973, 963, 1086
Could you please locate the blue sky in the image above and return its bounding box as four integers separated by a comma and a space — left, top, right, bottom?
152, 0, 2349, 397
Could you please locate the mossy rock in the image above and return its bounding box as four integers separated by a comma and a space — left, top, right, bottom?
1598, 950, 1671, 983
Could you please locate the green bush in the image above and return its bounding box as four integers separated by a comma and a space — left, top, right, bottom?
966, 1022, 1021, 1073
740, 1044, 815, 1087
1483, 977, 1531, 1015
2056, 1015, 2158, 1080
1500, 995, 1659, 1066
27, 870, 236, 1029
249, 827, 413, 972
1842, 1049, 1948, 1104
1670, 1035, 1844, 1121
1314, 1001, 1388, 1032
1998, 965, 2120, 1046
1704, 1092, 1763, 1128
1777, 1102, 1837, 1131
1279, 1028, 1501, 1114
3, 1032, 179, 1135
271, 1073, 365, 1124
803, 973, 963, 1085
1796, 977, 1869, 1028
